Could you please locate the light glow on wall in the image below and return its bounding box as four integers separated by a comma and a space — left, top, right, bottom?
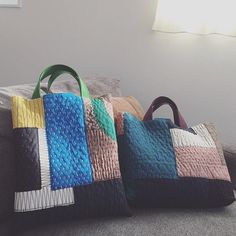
153, 0, 236, 36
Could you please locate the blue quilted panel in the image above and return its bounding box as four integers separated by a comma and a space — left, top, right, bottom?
121, 113, 178, 180
44, 93, 93, 190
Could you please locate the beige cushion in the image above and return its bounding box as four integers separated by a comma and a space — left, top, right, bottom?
112, 96, 144, 120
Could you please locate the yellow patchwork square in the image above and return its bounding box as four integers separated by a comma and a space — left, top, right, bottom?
12, 97, 45, 129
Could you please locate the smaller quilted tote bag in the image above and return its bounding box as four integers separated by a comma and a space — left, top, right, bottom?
11, 65, 130, 230
116, 96, 235, 208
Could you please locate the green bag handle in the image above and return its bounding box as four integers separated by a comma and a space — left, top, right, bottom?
32, 64, 90, 99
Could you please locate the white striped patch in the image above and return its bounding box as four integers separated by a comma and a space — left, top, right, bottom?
38, 129, 50, 187
14, 187, 74, 212
170, 124, 216, 148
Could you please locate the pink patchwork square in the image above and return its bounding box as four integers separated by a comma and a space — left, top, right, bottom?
171, 124, 231, 181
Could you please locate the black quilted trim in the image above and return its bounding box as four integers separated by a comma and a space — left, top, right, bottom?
126, 178, 235, 208
13, 179, 131, 232
73, 178, 131, 218
13, 128, 41, 192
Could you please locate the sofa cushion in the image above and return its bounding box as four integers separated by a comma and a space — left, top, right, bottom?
0, 77, 121, 110
0, 138, 15, 220
0, 77, 121, 220
223, 145, 236, 190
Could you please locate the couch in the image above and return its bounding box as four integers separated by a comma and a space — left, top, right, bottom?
0, 78, 235, 236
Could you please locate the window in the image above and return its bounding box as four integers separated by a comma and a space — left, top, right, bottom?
0, 0, 21, 7
153, 0, 236, 36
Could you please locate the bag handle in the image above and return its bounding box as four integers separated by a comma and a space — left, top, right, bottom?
143, 96, 188, 129
32, 64, 90, 99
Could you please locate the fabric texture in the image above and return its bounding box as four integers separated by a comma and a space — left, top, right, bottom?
44, 94, 92, 190
9, 194, 236, 236
11, 91, 130, 232
112, 96, 144, 120
83, 98, 121, 181
117, 113, 235, 207
119, 115, 178, 180
223, 145, 236, 190
13, 128, 41, 192
0, 138, 15, 221
0, 77, 122, 220
11, 97, 45, 129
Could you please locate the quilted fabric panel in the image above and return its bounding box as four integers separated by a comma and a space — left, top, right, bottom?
44, 93, 93, 190
14, 186, 74, 212
171, 124, 231, 181
13, 179, 131, 232
191, 124, 217, 147
92, 98, 117, 141
115, 112, 124, 136
73, 179, 131, 217
175, 147, 230, 180
170, 127, 216, 148
121, 114, 178, 180
129, 178, 235, 208
83, 98, 121, 181
12, 97, 45, 128
103, 97, 114, 120
204, 123, 227, 165
14, 128, 75, 213
13, 128, 41, 192
117, 114, 235, 207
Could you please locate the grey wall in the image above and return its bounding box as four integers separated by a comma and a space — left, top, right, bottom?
0, 0, 236, 144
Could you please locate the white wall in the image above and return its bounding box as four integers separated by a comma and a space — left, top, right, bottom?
0, 0, 236, 144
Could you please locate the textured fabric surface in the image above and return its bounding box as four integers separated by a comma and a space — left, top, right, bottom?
12, 97, 45, 129
10, 195, 236, 236
206, 123, 227, 165
0, 138, 15, 221
112, 96, 144, 120
118, 113, 235, 207
0, 77, 121, 220
0, 77, 121, 142
122, 114, 178, 180
13, 128, 41, 192
73, 179, 129, 218
174, 147, 229, 180
13, 179, 130, 234
128, 178, 235, 208
92, 99, 117, 141
14, 187, 75, 212
83, 98, 121, 181
44, 94, 92, 190
13, 127, 76, 212
11, 91, 130, 229
171, 124, 230, 181
223, 145, 236, 190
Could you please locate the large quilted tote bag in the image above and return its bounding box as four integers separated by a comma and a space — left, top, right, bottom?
116, 96, 235, 208
11, 65, 130, 230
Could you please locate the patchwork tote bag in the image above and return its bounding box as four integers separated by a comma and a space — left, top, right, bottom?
11, 65, 130, 229
116, 96, 235, 208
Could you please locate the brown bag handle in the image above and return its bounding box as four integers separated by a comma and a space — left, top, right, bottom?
143, 96, 188, 129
